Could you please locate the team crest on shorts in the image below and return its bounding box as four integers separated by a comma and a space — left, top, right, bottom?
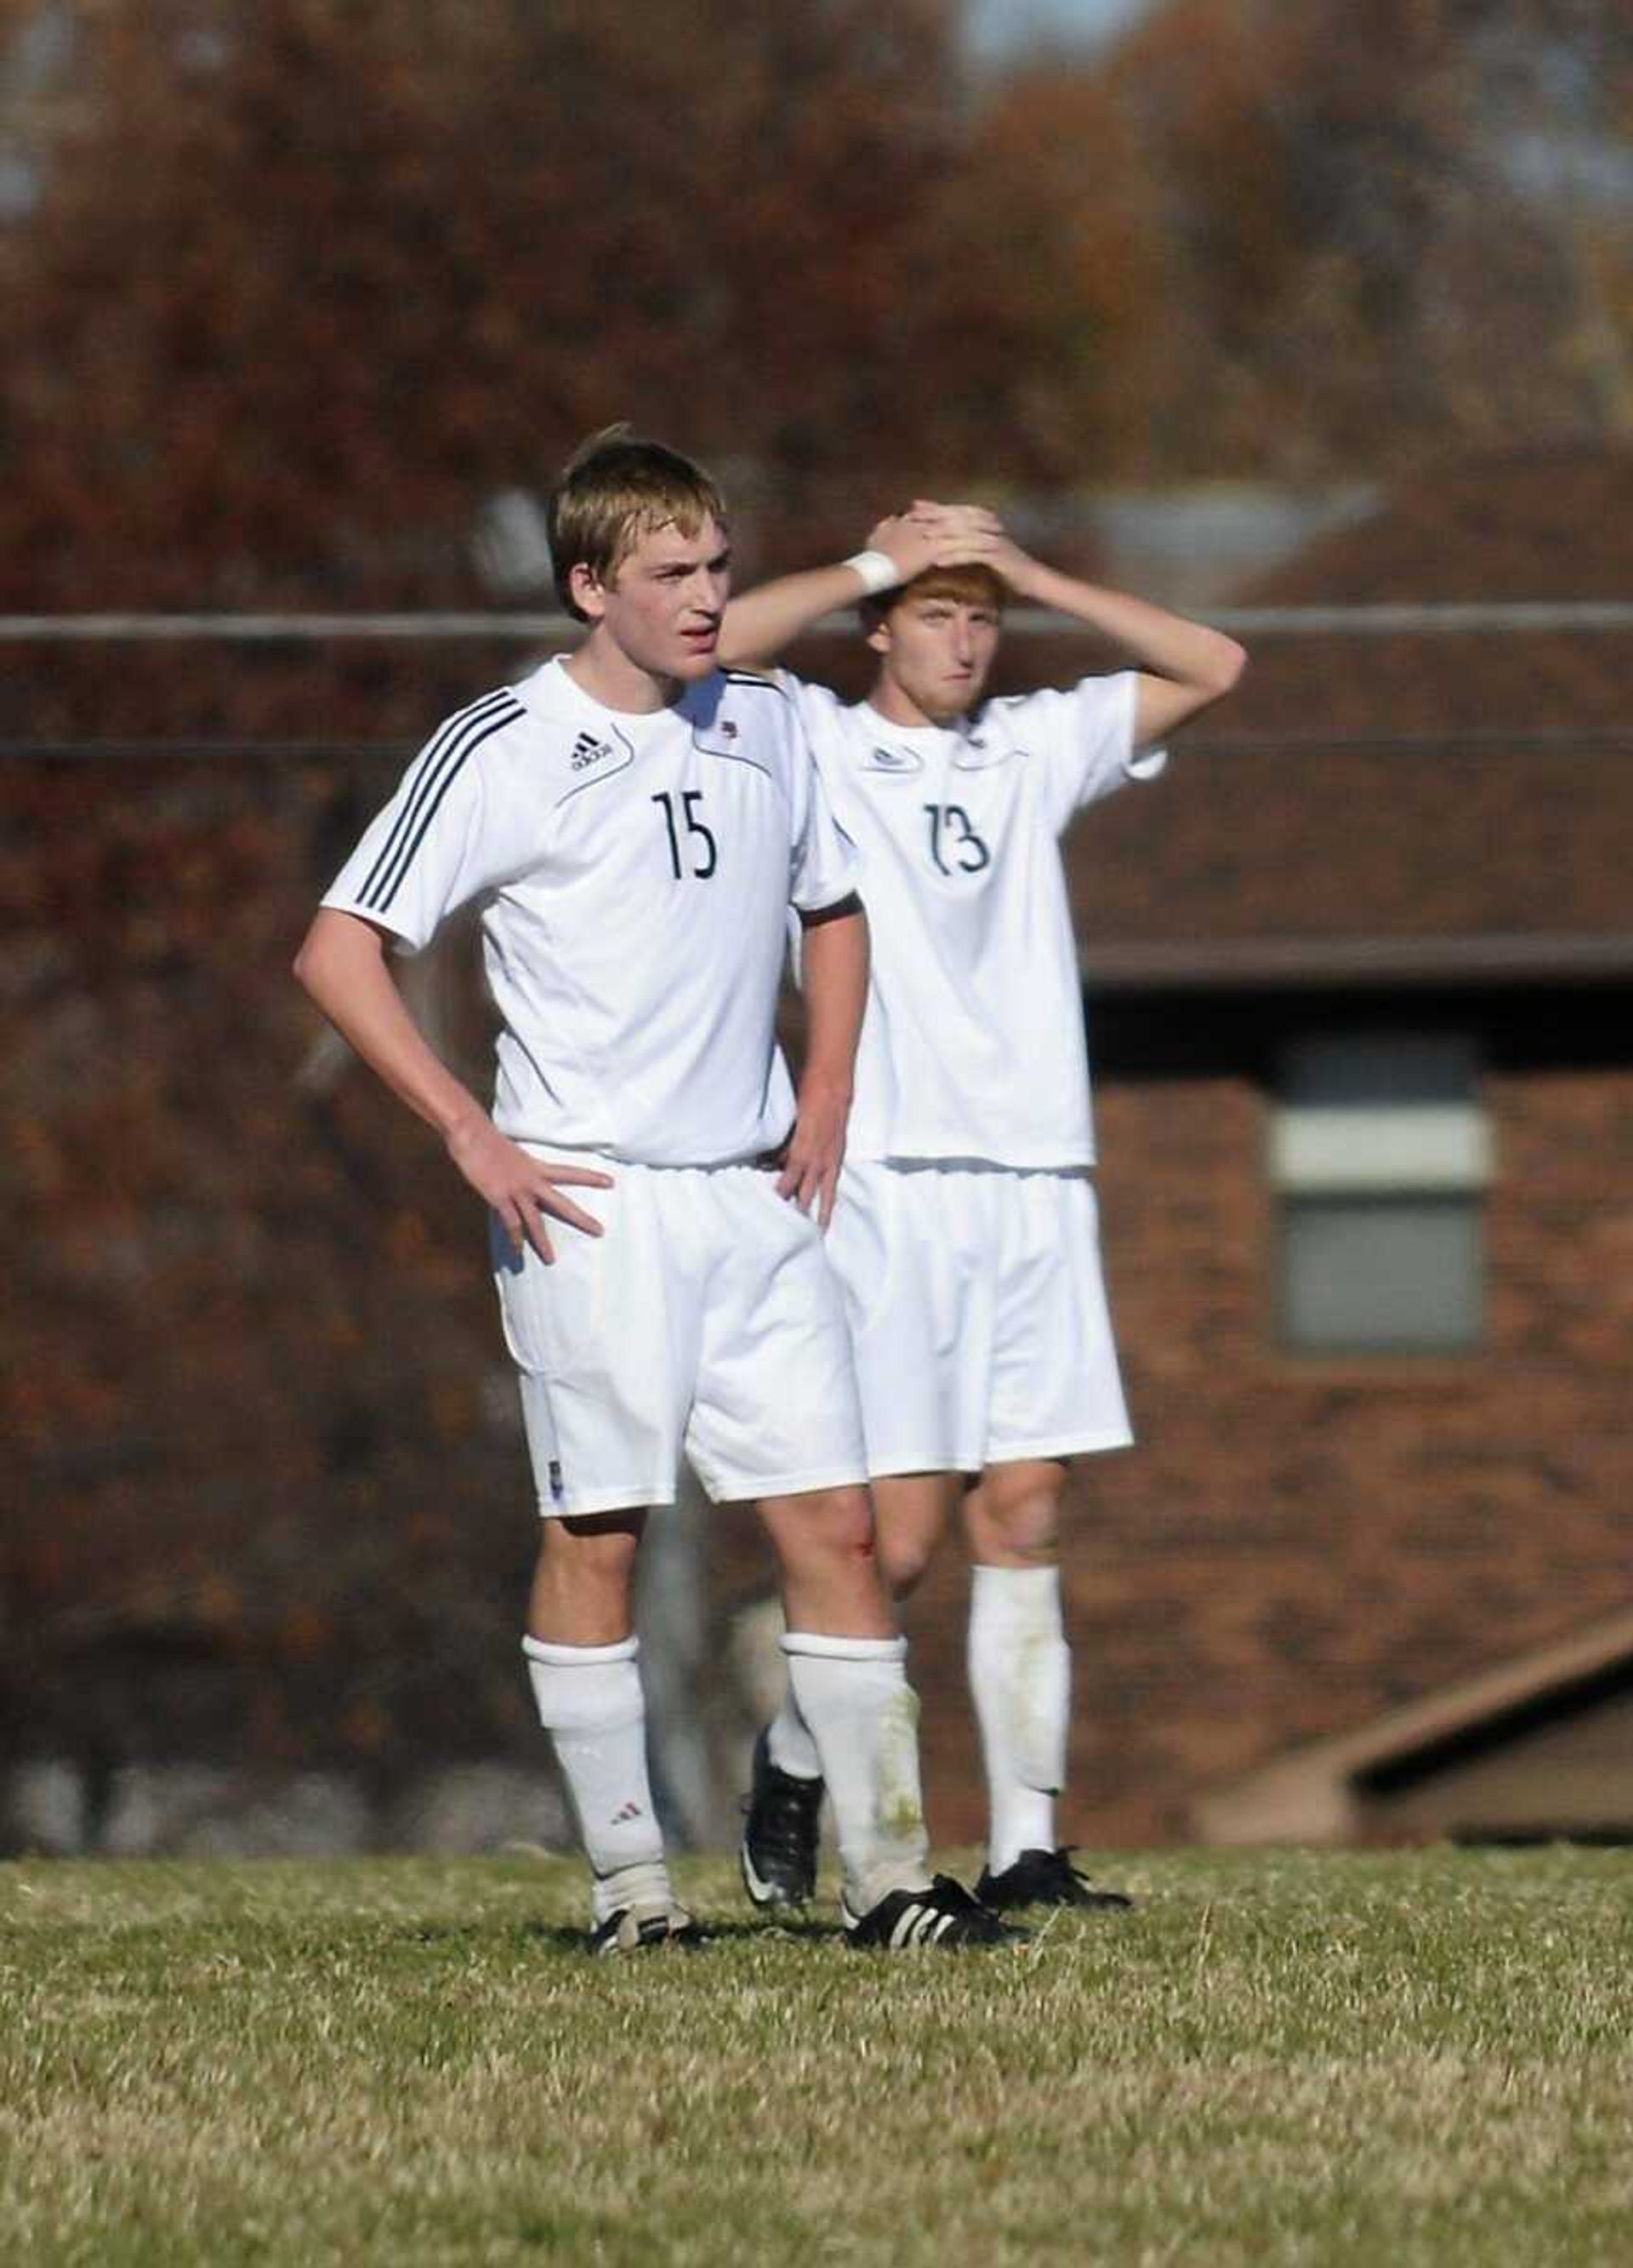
548, 1458, 566, 1504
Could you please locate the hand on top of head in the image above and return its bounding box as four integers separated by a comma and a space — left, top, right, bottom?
867, 501, 1008, 583
905, 499, 1003, 536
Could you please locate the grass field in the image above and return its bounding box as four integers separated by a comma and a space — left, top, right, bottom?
3, 1846, 1630, 2265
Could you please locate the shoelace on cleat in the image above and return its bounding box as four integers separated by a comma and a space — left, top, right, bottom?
750, 1771, 822, 1867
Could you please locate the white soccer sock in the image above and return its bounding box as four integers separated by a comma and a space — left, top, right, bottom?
522, 1634, 671, 1925
968, 1565, 1071, 1875
781, 1632, 933, 1916
765, 1686, 823, 1782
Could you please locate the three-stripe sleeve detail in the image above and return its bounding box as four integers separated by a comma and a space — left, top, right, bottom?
358, 691, 524, 912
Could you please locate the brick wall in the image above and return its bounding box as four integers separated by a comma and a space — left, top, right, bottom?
897, 1050, 1633, 1850
9, 747, 1628, 1854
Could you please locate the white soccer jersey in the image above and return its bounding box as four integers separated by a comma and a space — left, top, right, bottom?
782, 672, 1165, 1167
324, 657, 856, 1165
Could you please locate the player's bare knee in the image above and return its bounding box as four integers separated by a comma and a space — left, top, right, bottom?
538, 1508, 641, 1561
872, 1476, 953, 1600
532, 1509, 642, 1623
993, 1527, 1059, 1573
879, 1530, 936, 1598
967, 1469, 1062, 1567
806, 1482, 878, 1566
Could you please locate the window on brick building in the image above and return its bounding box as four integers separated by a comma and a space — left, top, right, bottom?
1272, 1034, 1490, 1353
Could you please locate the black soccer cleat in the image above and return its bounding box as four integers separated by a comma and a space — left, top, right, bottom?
740, 1729, 824, 1908
588, 1901, 707, 1957
976, 1846, 1134, 1913
841, 1873, 1028, 1950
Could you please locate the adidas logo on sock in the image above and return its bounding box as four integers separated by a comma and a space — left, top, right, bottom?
611, 1800, 645, 1825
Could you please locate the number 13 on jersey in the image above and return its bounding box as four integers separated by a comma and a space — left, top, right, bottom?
924, 802, 991, 876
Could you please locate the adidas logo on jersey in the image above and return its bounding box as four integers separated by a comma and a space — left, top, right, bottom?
868, 744, 923, 774
571, 731, 615, 772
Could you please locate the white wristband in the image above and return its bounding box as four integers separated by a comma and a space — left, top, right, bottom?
843, 549, 900, 596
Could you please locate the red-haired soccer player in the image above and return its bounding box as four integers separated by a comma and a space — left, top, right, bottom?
722, 509, 1245, 1913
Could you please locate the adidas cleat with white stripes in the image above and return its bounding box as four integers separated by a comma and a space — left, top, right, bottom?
841, 1873, 1027, 1951
588, 1901, 707, 1957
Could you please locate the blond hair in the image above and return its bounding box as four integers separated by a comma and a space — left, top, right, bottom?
547, 425, 728, 622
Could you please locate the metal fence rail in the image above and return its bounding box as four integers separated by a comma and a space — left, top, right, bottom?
3, 602, 1633, 641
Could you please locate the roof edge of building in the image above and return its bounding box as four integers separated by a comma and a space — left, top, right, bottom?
1082, 932, 1633, 991
1192, 1606, 1633, 1845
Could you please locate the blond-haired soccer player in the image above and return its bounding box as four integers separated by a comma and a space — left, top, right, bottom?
721, 509, 1245, 1913
295, 431, 1017, 1952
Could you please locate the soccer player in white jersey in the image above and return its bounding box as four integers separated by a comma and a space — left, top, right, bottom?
720, 507, 1246, 1913
294, 429, 1019, 1953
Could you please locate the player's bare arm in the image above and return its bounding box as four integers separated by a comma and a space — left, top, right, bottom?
959, 530, 1247, 741
777, 895, 868, 1229
717, 503, 999, 668
293, 907, 611, 1262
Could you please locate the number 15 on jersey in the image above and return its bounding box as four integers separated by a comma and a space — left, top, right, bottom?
652, 790, 718, 880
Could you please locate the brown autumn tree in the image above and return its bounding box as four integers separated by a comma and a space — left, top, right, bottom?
979, 0, 1633, 480
2, 0, 1090, 608
5, 0, 1629, 617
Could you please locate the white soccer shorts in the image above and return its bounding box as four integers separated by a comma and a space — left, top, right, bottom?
494, 1158, 869, 1517
824, 1161, 1134, 1477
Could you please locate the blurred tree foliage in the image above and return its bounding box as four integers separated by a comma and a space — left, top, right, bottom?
1, 0, 1629, 1822
1069, 0, 1633, 478
2, 0, 1627, 608
3, 0, 1065, 602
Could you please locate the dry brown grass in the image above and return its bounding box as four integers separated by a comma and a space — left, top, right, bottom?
3, 1847, 1630, 2264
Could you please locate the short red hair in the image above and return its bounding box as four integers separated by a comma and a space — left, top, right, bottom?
861, 560, 1006, 632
